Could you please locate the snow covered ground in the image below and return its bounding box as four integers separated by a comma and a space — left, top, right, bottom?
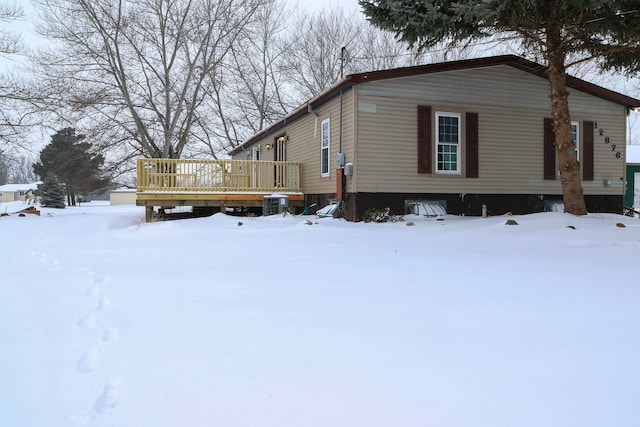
1, 201, 639, 427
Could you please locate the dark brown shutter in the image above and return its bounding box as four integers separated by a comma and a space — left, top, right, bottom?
417, 106, 432, 174
582, 121, 594, 181
544, 118, 556, 180
465, 112, 479, 178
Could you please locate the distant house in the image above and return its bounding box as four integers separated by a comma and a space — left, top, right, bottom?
230, 55, 640, 220
625, 145, 640, 211
0, 182, 42, 203
109, 187, 137, 205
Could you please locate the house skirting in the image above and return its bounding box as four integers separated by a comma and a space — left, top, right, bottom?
305, 192, 623, 221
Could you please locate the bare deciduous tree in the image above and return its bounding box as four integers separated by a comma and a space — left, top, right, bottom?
1, 2, 31, 151
282, 8, 365, 100
0, 151, 37, 184
281, 8, 435, 101
202, 0, 293, 157
351, 25, 422, 71
32, 0, 266, 160
0, 2, 23, 57
10, 154, 37, 183
0, 73, 47, 156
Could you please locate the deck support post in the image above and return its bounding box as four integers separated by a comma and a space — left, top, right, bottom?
145, 206, 153, 223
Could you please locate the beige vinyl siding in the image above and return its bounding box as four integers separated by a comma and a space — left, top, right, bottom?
0, 190, 32, 202
0, 191, 16, 202
355, 65, 627, 196
232, 89, 355, 195
585, 118, 626, 191
109, 190, 137, 205
358, 65, 623, 116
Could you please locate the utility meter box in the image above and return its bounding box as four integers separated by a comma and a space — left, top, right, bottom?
344, 162, 353, 176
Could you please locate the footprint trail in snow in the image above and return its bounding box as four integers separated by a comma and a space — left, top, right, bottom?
29, 227, 123, 423
74, 272, 121, 419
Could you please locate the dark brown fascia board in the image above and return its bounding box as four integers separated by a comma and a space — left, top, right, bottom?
229, 54, 640, 155
348, 54, 519, 83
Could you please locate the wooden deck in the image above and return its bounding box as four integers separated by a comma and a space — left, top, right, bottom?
136, 158, 304, 221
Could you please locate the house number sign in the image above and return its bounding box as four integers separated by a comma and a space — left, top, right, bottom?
594, 122, 621, 159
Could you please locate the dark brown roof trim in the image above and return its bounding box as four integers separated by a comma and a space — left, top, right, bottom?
230, 54, 640, 155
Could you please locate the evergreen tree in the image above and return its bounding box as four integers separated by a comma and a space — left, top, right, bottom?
33, 128, 110, 206
37, 176, 66, 208
359, 0, 640, 215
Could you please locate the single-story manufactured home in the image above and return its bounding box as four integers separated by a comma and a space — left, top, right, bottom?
230, 55, 640, 221
0, 182, 42, 203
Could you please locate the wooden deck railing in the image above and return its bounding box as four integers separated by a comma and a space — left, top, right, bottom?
136, 158, 302, 193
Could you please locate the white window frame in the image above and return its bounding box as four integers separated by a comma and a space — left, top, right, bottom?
571, 121, 580, 158
321, 118, 330, 177
435, 111, 461, 174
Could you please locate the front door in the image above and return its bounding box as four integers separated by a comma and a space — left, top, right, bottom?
274, 136, 286, 162
251, 145, 261, 189
274, 136, 287, 188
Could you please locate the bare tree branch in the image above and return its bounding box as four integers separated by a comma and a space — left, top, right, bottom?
31, 0, 266, 160
0, 2, 24, 57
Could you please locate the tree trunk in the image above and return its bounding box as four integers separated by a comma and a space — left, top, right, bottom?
547, 52, 587, 215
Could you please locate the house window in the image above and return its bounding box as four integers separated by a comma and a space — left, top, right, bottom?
571, 121, 580, 157
436, 112, 461, 173
19, 190, 25, 196
321, 118, 330, 177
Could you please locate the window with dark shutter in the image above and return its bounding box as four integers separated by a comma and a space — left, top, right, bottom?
466, 112, 479, 178
417, 106, 432, 174
544, 118, 556, 180
582, 121, 594, 181
435, 112, 461, 173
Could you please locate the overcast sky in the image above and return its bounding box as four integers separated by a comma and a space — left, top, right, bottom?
294, 0, 360, 12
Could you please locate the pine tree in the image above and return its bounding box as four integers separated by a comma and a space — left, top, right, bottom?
359, 0, 640, 215
38, 176, 66, 208
33, 128, 110, 206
